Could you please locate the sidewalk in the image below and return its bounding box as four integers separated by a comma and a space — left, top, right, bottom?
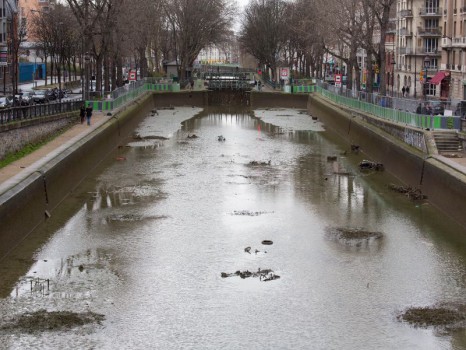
0, 112, 107, 194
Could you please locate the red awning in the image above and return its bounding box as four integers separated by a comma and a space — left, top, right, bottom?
429, 71, 447, 85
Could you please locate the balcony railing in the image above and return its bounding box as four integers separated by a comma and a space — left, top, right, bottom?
399, 28, 413, 36
417, 27, 442, 36
419, 7, 442, 16
421, 49, 441, 55
400, 9, 413, 17
452, 37, 466, 47
399, 47, 413, 55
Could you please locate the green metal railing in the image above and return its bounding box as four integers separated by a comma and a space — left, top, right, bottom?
86, 79, 180, 112
314, 85, 461, 130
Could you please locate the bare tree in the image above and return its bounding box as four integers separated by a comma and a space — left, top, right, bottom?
365, 0, 396, 96
239, 0, 289, 81
162, 0, 235, 81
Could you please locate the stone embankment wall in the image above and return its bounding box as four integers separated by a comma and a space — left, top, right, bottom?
0, 114, 78, 161
308, 93, 466, 229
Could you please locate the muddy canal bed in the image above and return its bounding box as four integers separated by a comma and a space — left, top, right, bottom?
0, 107, 465, 349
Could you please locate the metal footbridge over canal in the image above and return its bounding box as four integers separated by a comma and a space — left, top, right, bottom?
202, 67, 256, 91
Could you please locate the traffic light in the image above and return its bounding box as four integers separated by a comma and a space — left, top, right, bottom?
419, 71, 424, 82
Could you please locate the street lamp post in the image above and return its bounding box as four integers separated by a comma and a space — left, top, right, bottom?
391, 59, 396, 96
84, 52, 90, 101
414, 35, 417, 98
424, 56, 430, 99
32, 52, 38, 88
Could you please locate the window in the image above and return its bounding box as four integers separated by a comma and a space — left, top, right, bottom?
424, 38, 438, 52
426, 83, 437, 96
425, 19, 439, 29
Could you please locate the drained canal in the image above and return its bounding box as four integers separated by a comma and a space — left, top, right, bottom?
0, 107, 466, 349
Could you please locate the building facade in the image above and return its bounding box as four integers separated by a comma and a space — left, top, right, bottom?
394, 0, 466, 103
441, 0, 466, 101
395, 0, 443, 99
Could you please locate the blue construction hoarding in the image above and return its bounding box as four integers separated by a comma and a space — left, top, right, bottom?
19, 62, 46, 83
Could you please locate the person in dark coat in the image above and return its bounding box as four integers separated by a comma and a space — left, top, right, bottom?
80, 104, 86, 124
85, 104, 93, 126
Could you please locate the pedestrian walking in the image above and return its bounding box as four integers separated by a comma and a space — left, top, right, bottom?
405, 86, 410, 96
85, 103, 93, 126
401, 86, 406, 97
79, 104, 86, 124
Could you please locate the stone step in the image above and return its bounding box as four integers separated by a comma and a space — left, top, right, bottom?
432, 132, 462, 152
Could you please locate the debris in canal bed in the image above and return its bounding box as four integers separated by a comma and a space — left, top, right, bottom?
326, 227, 383, 244
116, 156, 126, 161
106, 214, 168, 223
333, 171, 353, 176
187, 134, 198, 139
350, 144, 360, 153
218, 135, 226, 141
244, 247, 264, 254
231, 210, 273, 216
221, 268, 280, 282
133, 134, 168, 141
388, 184, 428, 200
327, 155, 337, 161
248, 160, 271, 166
0, 309, 105, 334
261, 240, 273, 245
359, 160, 384, 171
398, 305, 466, 329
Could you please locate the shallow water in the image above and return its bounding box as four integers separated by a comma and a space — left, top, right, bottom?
0, 107, 465, 349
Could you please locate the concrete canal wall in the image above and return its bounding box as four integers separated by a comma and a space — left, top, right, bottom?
0, 93, 155, 260
308, 93, 466, 229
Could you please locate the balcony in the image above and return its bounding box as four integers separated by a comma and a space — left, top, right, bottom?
419, 7, 442, 17
400, 9, 413, 18
452, 37, 466, 48
398, 47, 413, 55
422, 49, 441, 56
442, 37, 452, 47
399, 28, 413, 36
417, 27, 442, 37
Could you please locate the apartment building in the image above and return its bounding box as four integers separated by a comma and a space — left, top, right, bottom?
0, 0, 18, 94
441, 0, 466, 101
395, 0, 443, 99
19, 0, 55, 59
395, 0, 466, 103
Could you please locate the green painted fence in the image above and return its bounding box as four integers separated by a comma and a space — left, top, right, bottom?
86, 82, 180, 112
315, 86, 461, 130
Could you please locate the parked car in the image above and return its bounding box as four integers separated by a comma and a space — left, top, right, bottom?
20, 91, 35, 105
32, 90, 49, 104
428, 100, 446, 116
416, 100, 446, 115
13, 91, 33, 106
454, 100, 466, 117
0, 96, 12, 108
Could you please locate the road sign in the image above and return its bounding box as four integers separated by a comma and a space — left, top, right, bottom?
0, 47, 7, 66
280, 67, 289, 79
334, 74, 342, 87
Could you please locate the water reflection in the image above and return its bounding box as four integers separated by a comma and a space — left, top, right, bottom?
0, 107, 465, 349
